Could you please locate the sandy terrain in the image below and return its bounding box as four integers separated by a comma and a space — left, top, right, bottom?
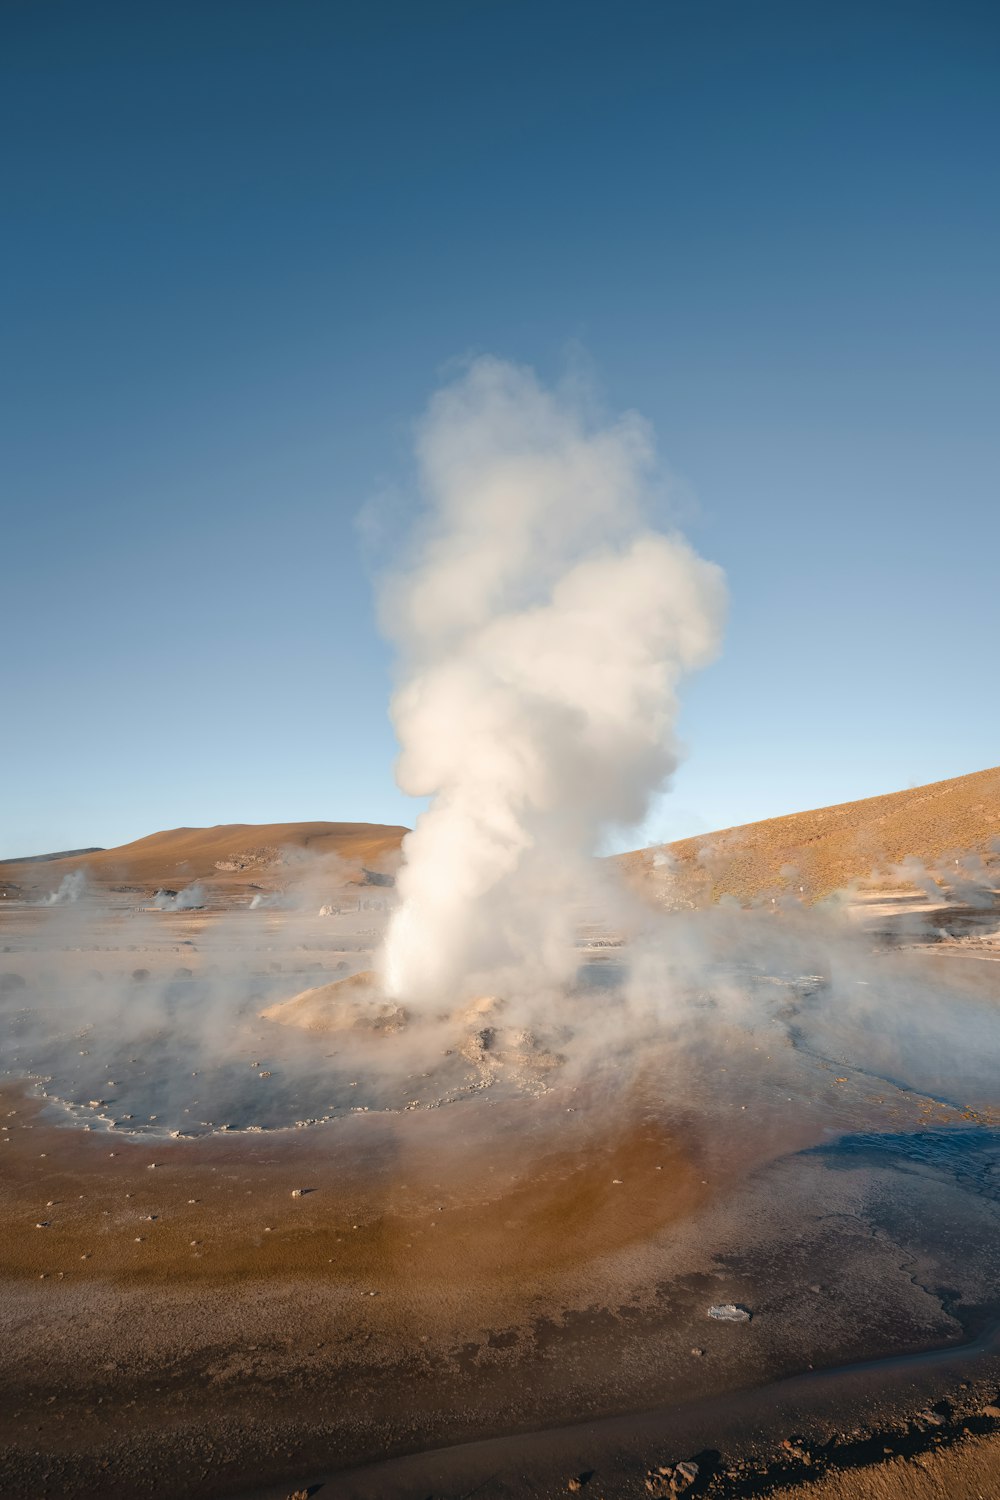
4, 762, 997, 914
0, 821, 408, 905
619, 764, 1000, 905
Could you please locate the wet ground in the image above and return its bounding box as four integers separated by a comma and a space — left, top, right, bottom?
1, 897, 999, 1498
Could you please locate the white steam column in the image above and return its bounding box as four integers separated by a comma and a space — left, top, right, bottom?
378, 357, 726, 1008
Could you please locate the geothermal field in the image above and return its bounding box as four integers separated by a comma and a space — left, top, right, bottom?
3, 367, 1000, 1500
1, 767, 1000, 1500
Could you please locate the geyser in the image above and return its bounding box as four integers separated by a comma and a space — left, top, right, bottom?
378, 357, 726, 1008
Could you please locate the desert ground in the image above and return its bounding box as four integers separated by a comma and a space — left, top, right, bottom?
1, 768, 999, 1500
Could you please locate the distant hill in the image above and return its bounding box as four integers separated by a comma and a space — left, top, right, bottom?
1, 822, 408, 899
5, 766, 998, 911
0, 847, 104, 865
618, 765, 1000, 906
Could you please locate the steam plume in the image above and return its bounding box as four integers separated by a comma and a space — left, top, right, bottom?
378, 358, 726, 1007
39, 870, 86, 906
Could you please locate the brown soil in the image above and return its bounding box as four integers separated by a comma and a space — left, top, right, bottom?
0, 821, 408, 901
0, 1084, 704, 1293
618, 765, 1000, 905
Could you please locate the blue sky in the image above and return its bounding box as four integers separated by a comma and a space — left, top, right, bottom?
2, 0, 998, 858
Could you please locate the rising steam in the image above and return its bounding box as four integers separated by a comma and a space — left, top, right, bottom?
378, 358, 727, 1007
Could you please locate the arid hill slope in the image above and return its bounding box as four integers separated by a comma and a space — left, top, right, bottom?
619, 764, 1000, 905
0, 822, 408, 899
6, 766, 999, 908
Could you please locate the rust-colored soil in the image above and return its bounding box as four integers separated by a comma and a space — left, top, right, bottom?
0, 1086, 701, 1293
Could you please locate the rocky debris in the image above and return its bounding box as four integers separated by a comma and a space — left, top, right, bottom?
291, 1188, 303, 1198
781, 1436, 811, 1462
645, 1459, 699, 1495
285, 1490, 310, 1500
707, 1303, 751, 1322
214, 846, 280, 872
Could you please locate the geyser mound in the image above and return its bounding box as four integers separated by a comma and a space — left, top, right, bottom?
261, 969, 409, 1035
261, 970, 565, 1097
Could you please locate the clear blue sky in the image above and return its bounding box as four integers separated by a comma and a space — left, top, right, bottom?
2, 1, 998, 858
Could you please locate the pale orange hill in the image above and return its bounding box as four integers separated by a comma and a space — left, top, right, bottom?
0, 822, 408, 899
619, 765, 1000, 906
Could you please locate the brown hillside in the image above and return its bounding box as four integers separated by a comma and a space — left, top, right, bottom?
0, 822, 408, 898
619, 765, 1000, 906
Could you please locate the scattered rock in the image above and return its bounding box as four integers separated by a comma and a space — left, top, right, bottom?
982, 1404, 1000, 1419
674, 1461, 700, 1492
646, 1462, 700, 1496
707, 1303, 751, 1322
781, 1437, 811, 1461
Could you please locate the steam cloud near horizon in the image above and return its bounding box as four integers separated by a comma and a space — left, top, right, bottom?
378, 358, 726, 1008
